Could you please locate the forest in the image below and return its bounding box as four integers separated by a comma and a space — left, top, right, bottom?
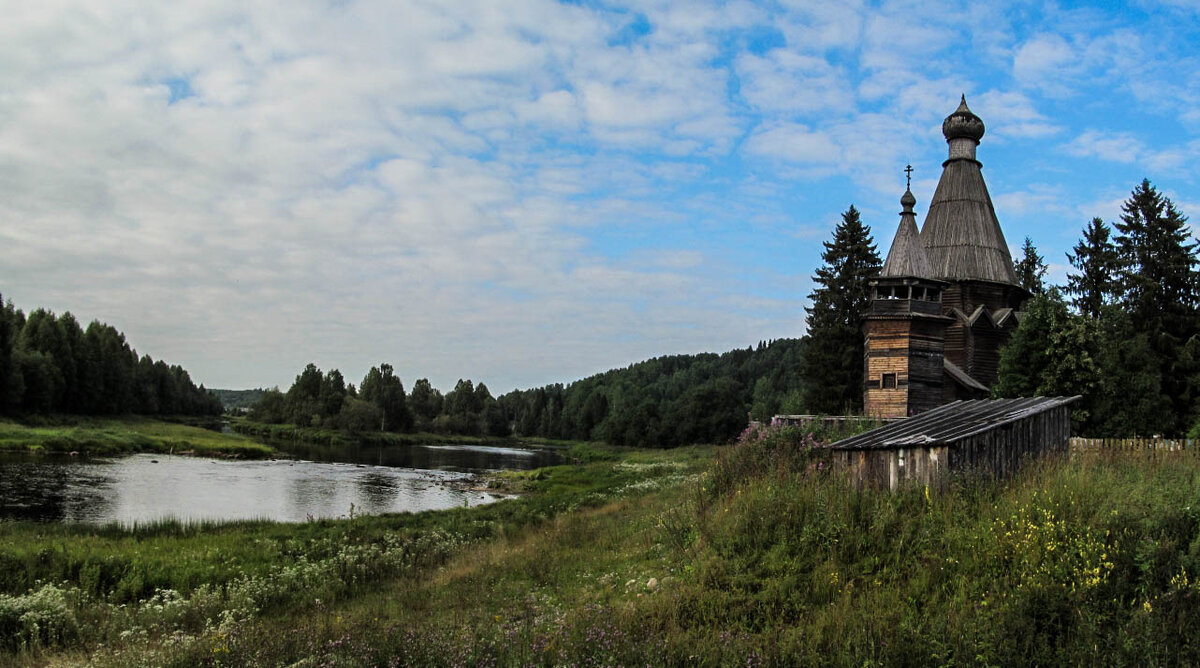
995, 180, 1200, 437
245, 338, 807, 447
0, 296, 222, 417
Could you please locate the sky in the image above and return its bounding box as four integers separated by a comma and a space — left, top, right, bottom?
2, 0, 1199, 393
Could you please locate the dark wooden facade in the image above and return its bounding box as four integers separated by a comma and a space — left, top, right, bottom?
941, 281, 1027, 388
863, 278, 951, 418
831, 397, 1077, 491
862, 98, 1028, 416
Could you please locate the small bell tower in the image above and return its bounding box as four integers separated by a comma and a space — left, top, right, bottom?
863, 171, 952, 418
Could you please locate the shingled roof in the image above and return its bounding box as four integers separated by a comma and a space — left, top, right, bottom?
829, 397, 1079, 450
920, 98, 1019, 286
880, 188, 933, 278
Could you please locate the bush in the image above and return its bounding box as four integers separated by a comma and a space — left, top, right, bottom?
706, 423, 823, 499
0, 583, 80, 650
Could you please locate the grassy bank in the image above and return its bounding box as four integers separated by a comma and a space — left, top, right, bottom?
0, 416, 273, 458
230, 419, 573, 452
7, 431, 1200, 665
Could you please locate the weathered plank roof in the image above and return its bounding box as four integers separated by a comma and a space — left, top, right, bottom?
829, 396, 1079, 450
919, 99, 1019, 286
944, 359, 989, 393
880, 189, 933, 278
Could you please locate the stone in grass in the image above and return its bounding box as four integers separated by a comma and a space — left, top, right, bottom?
646, 577, 659, 591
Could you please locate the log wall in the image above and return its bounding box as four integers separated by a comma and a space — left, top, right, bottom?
836, 403, 1072, 491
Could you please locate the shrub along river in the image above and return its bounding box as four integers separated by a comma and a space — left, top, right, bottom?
0, 443, 561, 524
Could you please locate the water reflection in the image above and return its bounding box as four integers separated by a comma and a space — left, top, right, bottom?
277, 441, 561, 472
0, 443, 559, 525
355, 472, 400, 514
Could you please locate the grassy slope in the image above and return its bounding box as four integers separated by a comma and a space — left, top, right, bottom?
0, 417, 273, 458
7, 438, 1200, 666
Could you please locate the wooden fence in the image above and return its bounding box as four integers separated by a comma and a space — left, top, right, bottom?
1070, 437, 1200, 454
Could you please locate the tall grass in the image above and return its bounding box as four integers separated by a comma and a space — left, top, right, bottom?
9, 437, 1200, 666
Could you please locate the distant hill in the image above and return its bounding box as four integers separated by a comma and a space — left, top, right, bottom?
210, 388, 269, 411
498, 338, 808, 447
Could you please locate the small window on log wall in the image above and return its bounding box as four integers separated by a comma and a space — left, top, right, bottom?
881, 373, 897, 389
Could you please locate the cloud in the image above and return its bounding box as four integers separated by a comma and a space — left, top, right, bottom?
1, 0, 1198, 394
1014, 33, 1076, 92
735, 50, 854, 115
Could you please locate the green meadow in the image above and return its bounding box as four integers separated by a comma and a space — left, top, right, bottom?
0, 417, 272, 458
4, 433, 1200, 666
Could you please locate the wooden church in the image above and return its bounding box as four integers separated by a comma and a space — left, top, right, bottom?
863, 97, 1029, 418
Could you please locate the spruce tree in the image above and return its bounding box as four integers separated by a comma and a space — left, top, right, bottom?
1013, 236, 1048, 295
1114, 179, 1199, 337
800, 205, 880, 414
1065, 218, 1120, 318
1112, 180, 1200, 433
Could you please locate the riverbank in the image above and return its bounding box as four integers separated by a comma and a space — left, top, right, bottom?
0, 416, 273, 458
230, 418, 576, 451
6, 434, 1200, 665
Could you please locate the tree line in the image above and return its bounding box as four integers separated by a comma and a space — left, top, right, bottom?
995, 180, 1200, 437
497, 338, 806, 447
248, 363, 510, 437
0, 295, 222, 416
248, 339, 808, 446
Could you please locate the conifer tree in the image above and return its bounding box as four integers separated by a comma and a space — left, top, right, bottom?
1112, 180, 1200, 433
1013, 236, 1048, 295
1114, 179, 1199, 337
800, 205, 880, 414
1065, 218, 1120, 318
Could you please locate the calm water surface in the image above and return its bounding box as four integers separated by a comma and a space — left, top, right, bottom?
0, 443, 560, 525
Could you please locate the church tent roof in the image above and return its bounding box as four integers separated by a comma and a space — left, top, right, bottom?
919, 97, 1019, 286
880, 188, 934, 278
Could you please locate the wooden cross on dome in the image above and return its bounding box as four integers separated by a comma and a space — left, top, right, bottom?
904, 164, 913, 189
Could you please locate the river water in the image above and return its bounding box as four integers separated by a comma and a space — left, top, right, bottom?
0, 443, 561, 525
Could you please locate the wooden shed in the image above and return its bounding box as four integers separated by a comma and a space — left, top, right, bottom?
829, 396, 1078, 490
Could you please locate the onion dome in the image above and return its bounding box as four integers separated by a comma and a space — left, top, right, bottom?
942, 94, 985, 143
900, 187, 916, 212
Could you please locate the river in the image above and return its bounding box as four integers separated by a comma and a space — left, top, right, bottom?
0, 443, 561, 525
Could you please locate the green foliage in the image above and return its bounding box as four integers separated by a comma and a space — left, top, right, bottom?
0, 296, 221, 419
1014, 235, 1048, 295
408, 378, 443, 431
1115, 180, 1199, 332
207, 388, 268, 411
0, 584, 80, 651
1111, 180, 1200, 434
1012, 180, 1200, 436
801, 204, 881, 414
359, 364, 412, 432
336, 396, 384, 433
500, 339, 807, 447
1066, 217, 1120, 319
995, 294, 1100, 429
246, 388, 286, 423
